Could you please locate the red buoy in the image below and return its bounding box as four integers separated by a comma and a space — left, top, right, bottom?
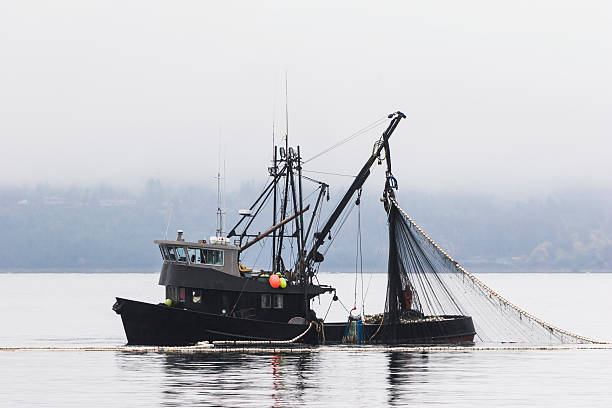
269, 274, 280, 288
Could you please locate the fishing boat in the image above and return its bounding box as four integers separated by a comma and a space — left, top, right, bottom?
113, 111, 476, 346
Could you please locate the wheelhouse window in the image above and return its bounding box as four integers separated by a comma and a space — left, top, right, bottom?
162, 245, 187, 262
175, 247, 187, 262
203, 248, 223, 265
191, 289, 202, 304
166, 247, 177, 261
188, 248, 202, 263
272, 294, 283, 309
261, 294, 271, 309
187, 248, 224, 266
161, 246, 181, 261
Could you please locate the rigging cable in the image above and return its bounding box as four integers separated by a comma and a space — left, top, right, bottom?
303, 116, 389, 164
252, 238, 267, 269
359, 194, 365, 317
302, 170, 356, 178
353, 189, 364, 316
321, 200, 357, 258
323, 296, 335, 321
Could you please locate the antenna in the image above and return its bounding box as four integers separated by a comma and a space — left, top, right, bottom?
271, 87, 278, 272
272, 82, 276, 160
285, 72, 289, 148
164, 207, 173, 240
216, 131, 225, 237
223, 154, 226, 231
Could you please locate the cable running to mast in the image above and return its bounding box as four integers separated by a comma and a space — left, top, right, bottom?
303, 115, 389, 164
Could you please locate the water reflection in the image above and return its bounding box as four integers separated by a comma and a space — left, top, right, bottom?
113, 348, 611, 407
386, 351, 430, 406
114, 349, 438, 407
115, 351, 320, 407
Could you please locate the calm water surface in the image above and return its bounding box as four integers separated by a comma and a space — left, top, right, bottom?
1, 272, 611, 407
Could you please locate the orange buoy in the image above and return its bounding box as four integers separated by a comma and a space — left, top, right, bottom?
269, 274, 280, 288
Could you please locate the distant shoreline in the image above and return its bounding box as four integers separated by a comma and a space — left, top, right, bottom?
1, 268, 611, 274
0, 268, 159, 274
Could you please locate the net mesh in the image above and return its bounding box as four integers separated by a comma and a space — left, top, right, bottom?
385, 197, 602, 345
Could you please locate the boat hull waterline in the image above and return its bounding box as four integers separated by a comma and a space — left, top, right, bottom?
113, 298, 476, 346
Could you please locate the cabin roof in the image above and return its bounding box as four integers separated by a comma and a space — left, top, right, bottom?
153, 239, 239, 251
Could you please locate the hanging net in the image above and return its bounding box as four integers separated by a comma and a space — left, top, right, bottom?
384, 197, 602, 345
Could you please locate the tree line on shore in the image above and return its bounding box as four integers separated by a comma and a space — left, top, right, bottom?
1, 180, 610, 272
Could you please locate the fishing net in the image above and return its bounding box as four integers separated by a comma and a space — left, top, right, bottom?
384, 197, 602, 345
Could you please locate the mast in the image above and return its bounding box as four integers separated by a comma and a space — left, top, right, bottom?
276, 148, 290, 272
272, 146, 278, 272
275, 75, 291, 273
272, 88, 278, 272
288, 149, 302, 259
297, 146, 305, 258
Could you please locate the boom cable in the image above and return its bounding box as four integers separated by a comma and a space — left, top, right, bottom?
302, 170, 356, 178
303, 116, 388, 164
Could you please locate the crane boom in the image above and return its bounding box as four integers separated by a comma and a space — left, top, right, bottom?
304, 111, 405, 268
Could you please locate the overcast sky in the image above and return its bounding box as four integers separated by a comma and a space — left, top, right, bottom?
1, 1, 610, 196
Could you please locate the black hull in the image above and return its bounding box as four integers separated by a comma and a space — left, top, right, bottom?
114, 298, 475, 346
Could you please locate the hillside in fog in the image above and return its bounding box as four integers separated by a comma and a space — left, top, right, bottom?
1, 180, 611, 272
